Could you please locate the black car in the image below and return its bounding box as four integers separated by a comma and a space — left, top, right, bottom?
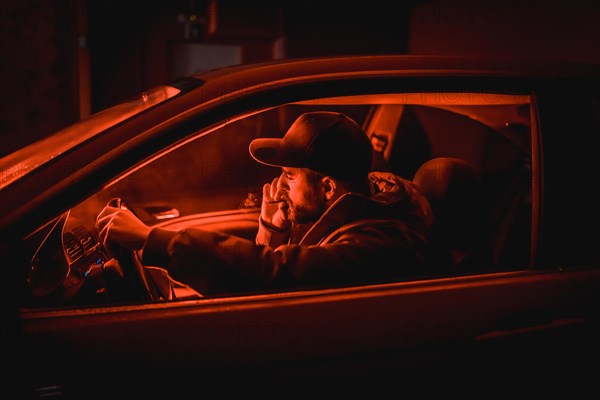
1, 56, 599, 398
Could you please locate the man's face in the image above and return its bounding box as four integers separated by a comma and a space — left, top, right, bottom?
278, 167, 327, 224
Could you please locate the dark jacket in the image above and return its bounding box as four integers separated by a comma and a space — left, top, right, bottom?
142, 172, 433, 294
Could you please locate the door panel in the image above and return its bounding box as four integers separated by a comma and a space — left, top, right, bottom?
22, 268, 600, 396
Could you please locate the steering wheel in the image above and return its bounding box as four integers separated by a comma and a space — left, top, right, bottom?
102, 198, 158, 302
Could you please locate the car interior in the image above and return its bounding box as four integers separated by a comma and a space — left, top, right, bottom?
23, 92, 534, 307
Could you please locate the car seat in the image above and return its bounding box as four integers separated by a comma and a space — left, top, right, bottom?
413, 157, 492, 271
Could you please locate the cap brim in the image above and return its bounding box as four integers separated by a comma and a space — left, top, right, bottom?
249, 138, 302, 168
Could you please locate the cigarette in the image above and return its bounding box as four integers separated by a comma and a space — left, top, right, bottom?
266, 200, 286, 204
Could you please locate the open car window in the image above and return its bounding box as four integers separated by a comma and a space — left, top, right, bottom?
24, 92, 534, 308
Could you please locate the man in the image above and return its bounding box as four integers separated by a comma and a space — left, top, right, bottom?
96, 112, 433, 295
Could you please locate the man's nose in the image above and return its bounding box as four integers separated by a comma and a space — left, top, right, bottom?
278, 172, 289, 190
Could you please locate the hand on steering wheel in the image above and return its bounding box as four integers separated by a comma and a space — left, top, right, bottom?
97, 199, 151, 251
96, 198, 157, 302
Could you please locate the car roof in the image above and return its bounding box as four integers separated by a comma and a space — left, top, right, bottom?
190, 55, 600, 83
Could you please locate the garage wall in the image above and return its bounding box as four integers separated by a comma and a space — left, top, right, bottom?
408, 0, 600, 64
0, 0, 82, 158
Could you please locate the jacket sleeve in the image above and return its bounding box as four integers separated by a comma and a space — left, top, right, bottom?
255, 217, 290, 247
142, 227, 282, 284
141, 221, 424, 288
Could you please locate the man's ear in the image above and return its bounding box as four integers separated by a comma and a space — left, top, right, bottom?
321, 176, 337, 201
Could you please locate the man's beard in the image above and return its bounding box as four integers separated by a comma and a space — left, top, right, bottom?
288, 199, 328, 225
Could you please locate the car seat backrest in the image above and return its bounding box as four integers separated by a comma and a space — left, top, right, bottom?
413, 157, 491, 270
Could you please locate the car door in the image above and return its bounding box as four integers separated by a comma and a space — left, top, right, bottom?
9, 62, 600, 398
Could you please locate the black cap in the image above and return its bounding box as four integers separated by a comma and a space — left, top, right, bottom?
249, 112, 372, 180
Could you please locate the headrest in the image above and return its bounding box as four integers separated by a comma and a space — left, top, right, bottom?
413, 157, 484, 246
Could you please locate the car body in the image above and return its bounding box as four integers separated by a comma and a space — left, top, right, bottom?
2, 55, 599, 398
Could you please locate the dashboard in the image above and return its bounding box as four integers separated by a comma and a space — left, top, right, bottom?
27, 211, 111, 304
24, 206, 261, 305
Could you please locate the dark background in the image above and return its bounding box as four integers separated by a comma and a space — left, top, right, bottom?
1, 0, 598, 158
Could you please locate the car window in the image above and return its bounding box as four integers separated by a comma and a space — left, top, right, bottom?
69, 104, 372, 224
27, 92, 533, 307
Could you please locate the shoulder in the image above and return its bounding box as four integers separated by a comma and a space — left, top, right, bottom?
367, 171, 434, 229
368, 171, 413, 195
